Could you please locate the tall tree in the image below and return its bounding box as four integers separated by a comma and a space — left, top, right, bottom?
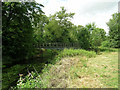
2, 2, 44, 63
85, 22, 96, 32
34, 15, 49, 44
44, 19, 61, 42
76, 26, 91, 49
107, 13, 119, 48
91, 28, 106, 47
44, 7, 75, 43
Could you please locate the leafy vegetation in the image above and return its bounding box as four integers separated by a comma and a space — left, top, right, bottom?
2, 49, 59, 89
57, 48, 96, 58
2, 64, 26, 89
98, 47, 118, 52
16, 48, 118, 88
16, 49, 96, 88
2, 2, 44, 65
106, 13, 119, 48
2, 1, 119, 89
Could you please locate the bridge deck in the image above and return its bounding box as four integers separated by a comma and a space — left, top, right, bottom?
35, 43, 81, 49
36, 47, 80, 50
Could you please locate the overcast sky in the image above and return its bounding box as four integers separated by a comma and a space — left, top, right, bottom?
36, 0, 119, 34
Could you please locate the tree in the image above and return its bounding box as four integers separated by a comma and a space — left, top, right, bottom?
68, 25, 78, 43
91, 28, 106, 47
43, 7, 75, 43
44, 19, 62, 42
85, 22, 96, 32
106, 13, 119, 48
2, 2, 44, 64
34, 15, 49, 44
76, 26, 91, 49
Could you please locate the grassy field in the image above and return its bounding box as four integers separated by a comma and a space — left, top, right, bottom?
40, 51, 118, 88
16, 49, 118, 88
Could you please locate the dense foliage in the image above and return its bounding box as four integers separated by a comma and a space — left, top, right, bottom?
106, 13, 119, 48
43, 7, 75, 43
2, 2, 44, 64
2, 2, 107, 65
2, 2, 119, 89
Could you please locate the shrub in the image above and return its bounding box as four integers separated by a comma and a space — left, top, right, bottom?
17, 71, 45, 88
99, 47, 118, 52
101, 40, 110, 48
58, 48, 96, 58
2, 64, 26, 89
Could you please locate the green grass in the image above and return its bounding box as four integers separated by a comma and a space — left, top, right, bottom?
90, 52, 118, 88
98, 47, 118, 52
16, 48, 118, 88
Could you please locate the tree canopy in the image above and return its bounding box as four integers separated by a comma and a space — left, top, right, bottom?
2, 3, 112, 64
106, 13, 119, 48
2, 2, 44, 63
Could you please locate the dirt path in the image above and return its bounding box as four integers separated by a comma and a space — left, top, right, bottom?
42, 52, 118, 88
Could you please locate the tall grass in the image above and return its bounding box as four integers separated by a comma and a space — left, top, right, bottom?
59, 48, 96, 58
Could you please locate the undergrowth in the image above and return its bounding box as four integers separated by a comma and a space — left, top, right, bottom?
16, 48, 96, 88
98, 47, 118, 52
2, 64, 26, 89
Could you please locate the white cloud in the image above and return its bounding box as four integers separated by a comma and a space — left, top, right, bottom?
36, 0, 119, 34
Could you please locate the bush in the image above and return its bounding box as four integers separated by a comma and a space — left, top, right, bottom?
2, 64, 26, 89
99, 47, 118, 52
59, 48, 96, 57
16, 71, 46, 88
101, 40, 110, 48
